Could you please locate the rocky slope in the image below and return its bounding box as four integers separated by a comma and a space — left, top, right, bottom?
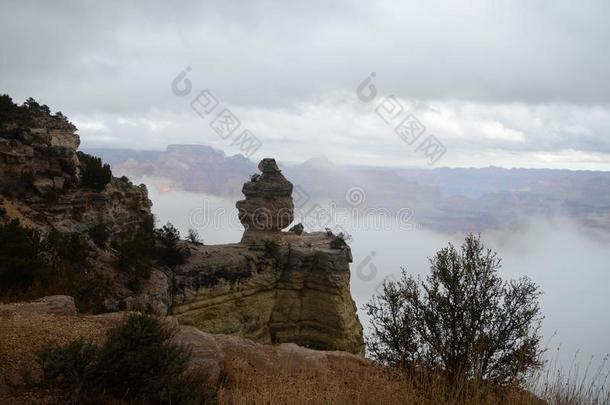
0, 113, 151, 236
0, 100, 165, 313
0, 296, 543, 405
173, 159, 364, 355
0, 296, 373, 404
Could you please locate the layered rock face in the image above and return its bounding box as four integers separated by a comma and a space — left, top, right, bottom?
0, 115, 151, 236
173, 158, 364, 355
235, 158, 294, 244
0, 118, 80, 198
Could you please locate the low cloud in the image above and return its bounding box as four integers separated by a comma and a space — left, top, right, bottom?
148, 189, 610, 369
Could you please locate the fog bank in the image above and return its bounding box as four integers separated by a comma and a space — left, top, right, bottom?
150, 189, 610, 368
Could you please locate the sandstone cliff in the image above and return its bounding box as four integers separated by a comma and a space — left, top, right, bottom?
172, 159, 365, 355
0, 112, 151, 236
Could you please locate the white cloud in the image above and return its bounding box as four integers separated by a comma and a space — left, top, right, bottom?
67, 93, 610, 170
1, 1, 609, 169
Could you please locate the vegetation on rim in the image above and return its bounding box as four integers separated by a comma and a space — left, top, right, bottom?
37, 313, 216, 404
364, 234, 544, 401
77, 152, 112, 192
0, 95, 71, 127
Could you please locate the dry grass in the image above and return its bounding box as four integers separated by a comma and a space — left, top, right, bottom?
216, 350, 610, 405
217, 361, 413, 404
0, 304, 124, 404
216, 358, 543, 405
1, 304, 607, 405
528, 347, 610, 405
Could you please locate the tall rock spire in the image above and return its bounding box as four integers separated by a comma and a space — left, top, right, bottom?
236, 158, 294, 243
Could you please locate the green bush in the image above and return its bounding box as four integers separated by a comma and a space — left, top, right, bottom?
0, 219, 44, 294
0, 220, 106, 311
23, 97, 51, 115
71, 272, 110, 314
142, 212, 155, 234
0, 94, 32, 126
0, 94, 20, 119
365, 234, 543, 387
96, 314, 191, 401
77, 152, 112, 192
43, 229, 89, 271
156, 223, 189, 269
113, 221, 189, 292
37, 314, 216, 404
113, 232, 155, 287
0, 216, 187, 307
38, 338, 99, 404
0, 95, 71, 127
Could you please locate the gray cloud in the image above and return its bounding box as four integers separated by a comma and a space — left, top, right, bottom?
1, 0, 609, 168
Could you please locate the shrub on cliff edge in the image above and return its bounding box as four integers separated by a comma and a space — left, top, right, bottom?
187, 228, 203, 245
156, 223, 189, 268
365, 233, 544, 389
77, 151, 112, 192
0, 95, 71, 126
0, 219, 108, 312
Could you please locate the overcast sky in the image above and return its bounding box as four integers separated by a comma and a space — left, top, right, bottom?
1, 0, 609, 169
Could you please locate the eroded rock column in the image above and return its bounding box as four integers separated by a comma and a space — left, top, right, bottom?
236, 158, 294, 244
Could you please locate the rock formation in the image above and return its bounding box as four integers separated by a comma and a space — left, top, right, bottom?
0, 113, 151, 237
235, 158, 294, 244
172, 158, 364, 355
